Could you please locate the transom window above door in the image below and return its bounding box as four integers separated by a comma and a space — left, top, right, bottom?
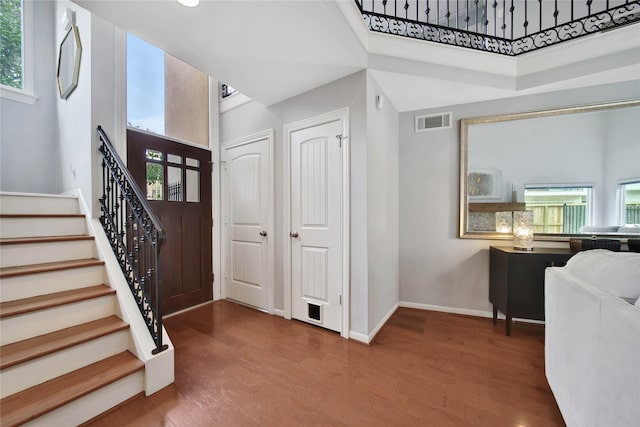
127, 33, 209, 147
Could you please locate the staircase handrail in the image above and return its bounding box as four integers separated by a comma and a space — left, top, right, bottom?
97, 125, 168, 355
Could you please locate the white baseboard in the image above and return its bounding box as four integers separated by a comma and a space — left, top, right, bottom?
349, 331, 369, 344
349, 302, 400, 345
273, 309, 285, 318
398, 301, 545, 324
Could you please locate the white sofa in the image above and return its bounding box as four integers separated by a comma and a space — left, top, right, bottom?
545, 250, 640, 427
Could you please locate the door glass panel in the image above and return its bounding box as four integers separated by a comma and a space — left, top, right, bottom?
146, 162, 163, 200
167, 154, 182, 164
186, 169, 200, 202
186, 157, 200, 168
145, 149, 163, 161
167, 166, 183, 201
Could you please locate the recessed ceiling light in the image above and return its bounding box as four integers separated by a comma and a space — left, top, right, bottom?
177, 0, 199, 7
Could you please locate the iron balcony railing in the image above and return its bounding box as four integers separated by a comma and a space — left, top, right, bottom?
355, 0, 640, 55
97, 126, 168, 355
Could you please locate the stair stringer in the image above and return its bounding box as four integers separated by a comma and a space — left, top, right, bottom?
74, 190, 175, 396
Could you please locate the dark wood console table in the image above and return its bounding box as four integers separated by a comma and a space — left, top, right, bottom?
489, 246, 573, 336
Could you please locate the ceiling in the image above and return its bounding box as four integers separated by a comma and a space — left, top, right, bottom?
74, 0, 640, 112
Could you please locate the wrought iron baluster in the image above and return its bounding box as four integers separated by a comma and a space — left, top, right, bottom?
425, 0, 430, 24
554, 0, 558, 28
97, 126, 167, 355
510, 0, 514, 39
524, 0, 529, 36
446, 0, 451, 27
587, 0, 592, 15
404, 0, 409, 19
465, 0, 470, 30
484, 0, 489, 34
539, 0, 543, 31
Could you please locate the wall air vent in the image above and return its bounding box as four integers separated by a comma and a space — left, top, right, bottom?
415, 112, 452, 132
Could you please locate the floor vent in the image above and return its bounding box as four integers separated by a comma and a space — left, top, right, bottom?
415, 112, 452, 132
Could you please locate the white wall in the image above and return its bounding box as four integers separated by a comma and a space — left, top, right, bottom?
603, 107, 640, 224
55, 1, 117, 217
365, 72, 399, 332
220, 71, 370, 335
0, 0, 60, 193
399, 81, 640, 314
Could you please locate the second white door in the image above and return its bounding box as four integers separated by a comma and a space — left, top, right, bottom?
287, 113, 345, 333
222, 131, 273, 311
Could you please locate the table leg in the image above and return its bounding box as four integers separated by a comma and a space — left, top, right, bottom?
492, 305, 498, 324
506, 316, 512, 336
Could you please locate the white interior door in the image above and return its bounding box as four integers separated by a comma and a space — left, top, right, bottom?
222, 131, 273, 311
288, 116, 344, 333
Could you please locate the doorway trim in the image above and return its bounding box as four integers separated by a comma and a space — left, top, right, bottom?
220, 129, 275, 314
283, 108, 350, 338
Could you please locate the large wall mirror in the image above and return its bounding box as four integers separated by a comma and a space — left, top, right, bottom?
460, 99, 640, 241
57, 24, 82, 100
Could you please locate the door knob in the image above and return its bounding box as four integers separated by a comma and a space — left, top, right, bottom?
259, 230, 267, 237
289, 231, 299, 238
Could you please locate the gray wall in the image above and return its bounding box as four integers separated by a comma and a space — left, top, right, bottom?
366, 72, 399, 331
399, 81, 640, 313
1, 0, 60, 193
221, 71, 371, 335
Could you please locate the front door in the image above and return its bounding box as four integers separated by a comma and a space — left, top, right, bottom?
221, 131, 274, 311
287, 114, 344, 333
127, 129, 213, 314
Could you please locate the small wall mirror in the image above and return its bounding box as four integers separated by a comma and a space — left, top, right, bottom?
57, 25, 82, 99
459, 99, 640, 241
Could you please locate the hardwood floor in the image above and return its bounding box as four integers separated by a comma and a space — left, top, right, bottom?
87, 301, 565, 426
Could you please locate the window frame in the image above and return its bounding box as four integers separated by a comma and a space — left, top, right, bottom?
0, 0, 35, 104
618, 179, 640, 227
523, 183, 595, 234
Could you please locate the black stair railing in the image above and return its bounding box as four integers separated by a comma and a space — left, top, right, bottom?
97, 126, 168, 355
355, 0, 640, 55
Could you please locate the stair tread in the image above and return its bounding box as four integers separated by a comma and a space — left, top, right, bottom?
0, 285, 115, 319
0, 214, 84, 218
0, 351, 144, 427
0, 258, 104, 279
0, 235, 94, 245
0, 316, 129, 370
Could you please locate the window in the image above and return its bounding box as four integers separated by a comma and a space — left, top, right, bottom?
620, 181, 640, 226
0, 0, 34, 103
126, 33, 209, 147
524, 185, 593, 234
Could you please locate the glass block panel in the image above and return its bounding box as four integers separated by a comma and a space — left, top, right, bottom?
167, 154, 182, 164
146, 149, 163, 161
167, 166, 183, 201
186, 157, 200, 168
186, 169, 200, 202
146, 162, 163, 200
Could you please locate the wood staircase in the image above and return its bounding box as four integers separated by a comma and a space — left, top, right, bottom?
0, 193, 145, 426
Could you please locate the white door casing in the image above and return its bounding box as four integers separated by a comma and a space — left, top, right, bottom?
283, 109, 350, 337
221, 130, 274, 313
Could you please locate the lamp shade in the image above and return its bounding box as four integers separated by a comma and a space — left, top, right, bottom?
513, 210, 534, 250
496, 211, 513, 233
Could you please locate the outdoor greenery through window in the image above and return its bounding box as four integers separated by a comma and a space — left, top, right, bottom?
621, 181, 640, 226
524, 186, 593, 234
0, 0, 23, 90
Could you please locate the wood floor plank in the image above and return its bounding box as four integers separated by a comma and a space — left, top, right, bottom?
0, 316, 128, 370
86, 301, 565, 427
0, 352, 143, 427
0, 285, 114, 319
0, 235, 94, 245
0, 258, 104, 279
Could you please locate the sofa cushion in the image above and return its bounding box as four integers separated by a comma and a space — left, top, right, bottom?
565, 249, 640, 299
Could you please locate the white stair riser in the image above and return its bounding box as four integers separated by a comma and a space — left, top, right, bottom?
0, 217, 87, 238
0, 240, 96, 268
24, 371, 144, 427
0, 329, 129, 399
0, 195, 80, 215
0, 266, 106, 303
0, 295, 116, 346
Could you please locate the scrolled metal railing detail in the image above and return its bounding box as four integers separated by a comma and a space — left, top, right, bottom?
97, 126, 168, 355
356, 0, 640, 56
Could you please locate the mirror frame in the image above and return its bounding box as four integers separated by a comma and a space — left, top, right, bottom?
459, 98, 640, 241
57, 24, 82, 100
